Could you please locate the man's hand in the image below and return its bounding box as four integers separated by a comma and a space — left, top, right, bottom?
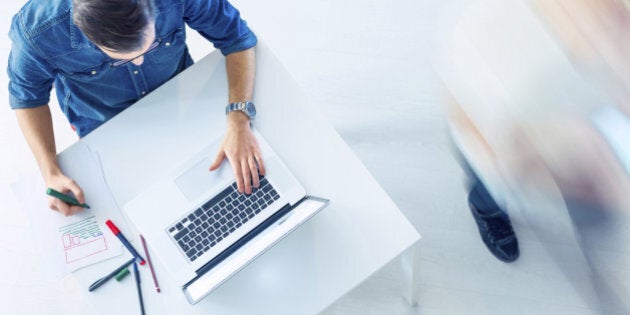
45, 172, 86, 216
209, 112, 265, 194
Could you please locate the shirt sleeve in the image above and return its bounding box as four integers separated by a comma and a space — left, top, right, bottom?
7, 14, 56, 109
183, 0, 257, 55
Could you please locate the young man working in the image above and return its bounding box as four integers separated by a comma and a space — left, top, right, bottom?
9, 0, 264, 217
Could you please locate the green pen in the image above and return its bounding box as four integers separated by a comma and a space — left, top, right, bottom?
46, 188, 90, 209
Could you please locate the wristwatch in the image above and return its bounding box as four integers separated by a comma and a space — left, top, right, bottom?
225, 101, 256, 120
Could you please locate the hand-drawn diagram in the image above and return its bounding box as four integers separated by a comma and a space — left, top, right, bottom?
59, 215, 108, 263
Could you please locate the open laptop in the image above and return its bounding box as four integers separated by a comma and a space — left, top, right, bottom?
123, 129, 328, 304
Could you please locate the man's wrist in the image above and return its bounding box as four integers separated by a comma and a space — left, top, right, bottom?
225, 101, 256, 120
227, 111, 251, 126
41, 163, 63, 183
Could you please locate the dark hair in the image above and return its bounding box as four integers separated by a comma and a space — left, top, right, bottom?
73, 0, 156, 52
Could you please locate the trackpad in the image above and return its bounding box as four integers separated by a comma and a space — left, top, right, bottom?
175, 158, 223, 202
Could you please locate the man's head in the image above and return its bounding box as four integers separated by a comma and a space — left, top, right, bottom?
73, 0, 156, 53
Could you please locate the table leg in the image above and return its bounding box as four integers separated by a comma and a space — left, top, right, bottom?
401, 241, 419, 306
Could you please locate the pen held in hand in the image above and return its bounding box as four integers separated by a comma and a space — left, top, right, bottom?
46, 188, 90, 209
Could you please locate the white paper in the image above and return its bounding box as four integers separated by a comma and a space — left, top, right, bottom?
11, 143, 126, 280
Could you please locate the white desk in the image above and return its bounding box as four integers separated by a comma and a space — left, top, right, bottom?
62, 42, 420, 314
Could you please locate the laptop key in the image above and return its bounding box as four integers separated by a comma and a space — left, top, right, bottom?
236, 222, 242, 228
187, 214, 195, 221
229, 227, 235, 233
182, 235, 190, 243
175, 223, 183, 230
168, 227, 176, 233
181, 244, 190, 252
195, 244, 203, 251
220, 218, 227, 224
220, 226, 228, 233
200, 214, 208, 221
201, 231, 209, 238
209, 235, 216, 242
213, 213, 221, 220
202, 239, 209, 246
189, 231, 197, 238
186, 249, 196, 257
174, 227, 188, 240
227, 221, 234, 228
226, 213, 233, 220
201, 222, 209, 229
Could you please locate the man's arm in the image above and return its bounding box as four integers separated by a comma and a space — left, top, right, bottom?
15, 106, 86, 216
209, 47, 265, 194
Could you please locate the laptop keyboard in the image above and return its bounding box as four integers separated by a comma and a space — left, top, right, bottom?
167, 177, 280, 262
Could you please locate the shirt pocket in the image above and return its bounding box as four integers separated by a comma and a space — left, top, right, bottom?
147, 27, 186, 64
62, 61, 112, 83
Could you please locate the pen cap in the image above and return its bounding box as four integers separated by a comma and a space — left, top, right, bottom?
106, 220, 120, 235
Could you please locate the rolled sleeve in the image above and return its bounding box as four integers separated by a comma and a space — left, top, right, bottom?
7, 14, 55, 109
183, 0, 257, 56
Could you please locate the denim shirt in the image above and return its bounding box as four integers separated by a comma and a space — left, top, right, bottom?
8, 0, 257, 137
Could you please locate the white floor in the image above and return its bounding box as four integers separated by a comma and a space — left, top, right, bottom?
1, 0, 628, 314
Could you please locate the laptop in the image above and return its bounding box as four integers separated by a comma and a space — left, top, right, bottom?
123, 129, 328, 304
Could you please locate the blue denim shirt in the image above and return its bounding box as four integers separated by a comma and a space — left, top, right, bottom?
8, 0, 257, 137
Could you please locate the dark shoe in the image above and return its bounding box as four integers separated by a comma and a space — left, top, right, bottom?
468, 185, 520, 263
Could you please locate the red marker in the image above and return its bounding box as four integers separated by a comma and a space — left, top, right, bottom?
106, 220, 146, 265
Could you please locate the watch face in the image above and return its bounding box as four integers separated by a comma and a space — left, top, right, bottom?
245, 102, 257, 118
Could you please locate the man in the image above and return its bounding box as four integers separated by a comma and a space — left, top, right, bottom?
8, 0, 264, 217
438, 0, 630, 264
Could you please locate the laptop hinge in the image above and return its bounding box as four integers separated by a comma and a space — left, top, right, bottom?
184, 200, 298, 287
